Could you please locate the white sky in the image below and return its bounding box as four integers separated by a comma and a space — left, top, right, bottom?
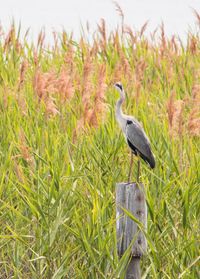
0, 0, 199, 44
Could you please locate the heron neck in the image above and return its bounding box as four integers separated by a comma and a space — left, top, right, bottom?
115, 93, 125, 121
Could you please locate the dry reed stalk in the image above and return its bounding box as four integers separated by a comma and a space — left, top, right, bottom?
167, 91, 175, 130
188, 108, 200, 136
167, 61, 175, 82
37, 30, 45, 49
64, 44, 74, 71
33, 68, 60, 116
167, 91, 185, 137
113, 1, 124, 34
170, 35, 178, 55
13, 160, 25, 183
89, 64, 107, 127
33, 68, 46, 100
15, 39, 22, 54
133, 59, 147, 103
16, 94, 28, 116
124, 25, 137, 47
90, 39, 99, 57
142, 38, 149, 52
113, 34, 132, 83
33, 49, 38, 66
18, 130, 35, 168
56, 66, 74, 101
134, 78, 142, 104
2, 86, 11, 110
3, 26, 15, 51
79, 36, 91, 61
52, 31, 58, 53
81, 62, 94, 122
119, 48, 132, 80
18, 59, 29, 91
82, 53, 94, 100
150, 28, 158, 42
62, 30, 68, 48
24, 27, 30, 40
160, 23, 167, 57
113, 30, 120, 53
188, 108, 200, 135
74, 52, 95, 137
114, 62, 123, 84
45, 96, 60, 116
139, 21, 149, 38
113, 1, 124, 19
188, 36, 198, 55
75, 62, 107, 137
191, 84, 200, 100
192, 9, 200, 27
74, 104, 93, 141
188, 84, 200, 136
86, 21, 90, 33
79, 37, 85, 55
172, 100, 184, 137
98, 18, 107, 52
135, 59, 147, 81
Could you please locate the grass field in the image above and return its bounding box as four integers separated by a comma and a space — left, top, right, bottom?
0, 13, 199, 279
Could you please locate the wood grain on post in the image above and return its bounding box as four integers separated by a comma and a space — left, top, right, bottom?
116, 182, 147, 279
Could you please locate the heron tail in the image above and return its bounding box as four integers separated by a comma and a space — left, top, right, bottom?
149, 154, 156, 169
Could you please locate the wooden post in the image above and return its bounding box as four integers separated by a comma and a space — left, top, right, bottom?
116, 183, 147, 279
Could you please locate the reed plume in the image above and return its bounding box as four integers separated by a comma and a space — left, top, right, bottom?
33, 68, 59, 116
18, 59, 28, 91
167, 91, 185, 137
3, 25, 15, 51
98, 18, 107, 52
18, 130, 35, 169
188, 84, 200, 136
90, 64, 107, 127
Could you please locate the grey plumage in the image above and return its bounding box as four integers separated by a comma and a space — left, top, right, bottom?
114, 82, 155, 169
126, 120, 155, 168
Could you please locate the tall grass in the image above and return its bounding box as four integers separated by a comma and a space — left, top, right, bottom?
0, 11, 199, 278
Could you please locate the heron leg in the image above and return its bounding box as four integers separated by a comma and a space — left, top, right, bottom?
128, 152, 133, 183
137, 156, 140, 183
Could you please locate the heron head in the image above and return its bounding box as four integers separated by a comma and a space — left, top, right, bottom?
114, 82, 123, 92
114, 82, 125, 100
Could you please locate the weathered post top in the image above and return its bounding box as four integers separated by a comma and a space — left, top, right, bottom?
116, 182, 147, 279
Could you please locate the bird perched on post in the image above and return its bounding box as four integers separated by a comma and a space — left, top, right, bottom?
114, 82, 155, 182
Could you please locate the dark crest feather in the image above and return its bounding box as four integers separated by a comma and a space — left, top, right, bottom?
115, 83, 123, 91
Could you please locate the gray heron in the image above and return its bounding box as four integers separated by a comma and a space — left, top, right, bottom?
114, 82, 155, 182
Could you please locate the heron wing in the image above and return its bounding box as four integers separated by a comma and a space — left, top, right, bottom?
125, 120, 155, 168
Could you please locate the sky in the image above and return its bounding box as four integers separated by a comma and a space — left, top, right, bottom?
0, 0, 199, 44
